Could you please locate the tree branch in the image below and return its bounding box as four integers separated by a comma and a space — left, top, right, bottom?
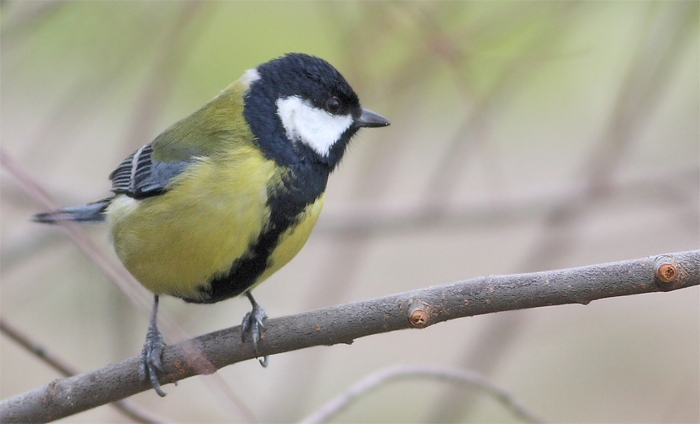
1, 250, 697, 423
300, 364, 547, 423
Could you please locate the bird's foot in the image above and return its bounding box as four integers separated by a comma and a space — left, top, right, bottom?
241, 293, 269, 367
141, 323, 167, 397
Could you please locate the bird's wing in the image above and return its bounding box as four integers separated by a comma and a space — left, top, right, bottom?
109, 143, 193, 199
109, 82, 249, 199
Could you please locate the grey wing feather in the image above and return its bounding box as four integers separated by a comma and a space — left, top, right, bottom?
109, 144, 192, 199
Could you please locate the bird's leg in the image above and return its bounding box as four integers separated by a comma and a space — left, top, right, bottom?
241, 291, 269, 367
141, 295, 167, 396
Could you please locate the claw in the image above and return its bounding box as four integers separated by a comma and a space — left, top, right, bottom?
141, 295, 167, 396
241, 291, 269, 367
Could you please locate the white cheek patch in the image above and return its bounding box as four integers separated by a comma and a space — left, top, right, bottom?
276, 96, 353, 157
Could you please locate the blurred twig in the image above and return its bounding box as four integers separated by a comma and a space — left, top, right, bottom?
0, 1, 66, 53
1, 317, 79, 377
300, 364, 547, 424
316, 168, 698, 236
0, 149, 154, 313
1, 249, 697, 423
419, 4, 576, 212
123, 1, 214, 151
0, 317, 165, 424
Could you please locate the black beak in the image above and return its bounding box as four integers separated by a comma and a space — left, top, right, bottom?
356, 108, 390, 128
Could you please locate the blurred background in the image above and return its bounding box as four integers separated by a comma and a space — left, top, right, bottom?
1, 1, 698, 422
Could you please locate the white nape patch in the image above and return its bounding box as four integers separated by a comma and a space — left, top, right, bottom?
276, 96, 353, 157
240, 68, 261, 87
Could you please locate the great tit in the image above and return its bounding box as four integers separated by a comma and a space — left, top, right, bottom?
34, 53, 390, 396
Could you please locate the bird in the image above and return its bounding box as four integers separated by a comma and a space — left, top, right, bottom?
33, 53, 390, 396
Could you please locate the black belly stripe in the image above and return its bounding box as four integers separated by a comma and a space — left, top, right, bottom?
190, 221, 291, 304
183, 163, 329, 304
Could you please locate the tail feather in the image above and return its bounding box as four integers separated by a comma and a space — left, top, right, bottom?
33, 198, 112, 224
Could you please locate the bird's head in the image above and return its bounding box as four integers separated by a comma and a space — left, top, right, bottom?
242, 53, 390, 170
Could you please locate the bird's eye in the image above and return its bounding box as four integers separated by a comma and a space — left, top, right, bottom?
325, 97, 341, 114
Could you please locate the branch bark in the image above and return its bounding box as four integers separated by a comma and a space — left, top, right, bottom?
1, 250, 697, 423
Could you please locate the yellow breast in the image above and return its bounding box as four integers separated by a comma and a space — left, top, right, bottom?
106, 144, 308, 301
